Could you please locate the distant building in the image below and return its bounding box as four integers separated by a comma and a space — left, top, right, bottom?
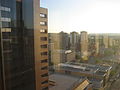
80, 31, 88, 61
103, 34, 109, 48
89, 34, 99, 56
65, 50, 76, 62
108, 38, 113, 47
49, 32, 69, 66
59, 31, 70, 50
49, 33, 61, 65
59, 31, 70, 62
70, 31, 80, 51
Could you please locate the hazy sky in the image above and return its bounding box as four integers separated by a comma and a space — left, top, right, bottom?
41, 0, 120, 33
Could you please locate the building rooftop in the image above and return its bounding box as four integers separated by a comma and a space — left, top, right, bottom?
57, 62, 112, 76
49, 73, 105, 90
49, 73, 86, 90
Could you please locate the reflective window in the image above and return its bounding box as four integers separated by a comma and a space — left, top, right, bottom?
41, 80, 48, 84
40, 21, 47, 26
40, 13, 47, 18
40, 29, 47, 33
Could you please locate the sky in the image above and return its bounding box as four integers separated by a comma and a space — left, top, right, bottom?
41, 0, 120, 33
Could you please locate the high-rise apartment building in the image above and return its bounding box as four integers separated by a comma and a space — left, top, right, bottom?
59, 31, 70, 50
49, 33, 61, 66
89, 34, 99, 56
80, 31, 88, 61
108, 38, 113, 47
103, 34, 109, 48
70, 31, 79, 51
49, 32, 69, 66
59, 31, 70, 63
0, 0, 48, 90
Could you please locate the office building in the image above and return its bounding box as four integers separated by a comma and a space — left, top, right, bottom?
0, 0, 48, 90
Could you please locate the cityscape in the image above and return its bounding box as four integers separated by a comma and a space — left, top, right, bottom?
0, 0, 120, 90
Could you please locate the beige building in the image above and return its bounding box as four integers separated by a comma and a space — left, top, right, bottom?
49, 33, 61, 65
89, 34, 99, 56
49, 32, 69, 66
108, 38, 113, 47
65, 50, 76, 62
103, 34, 109, 48
70, 31, 79, 51
80, 31, 88, 60
95, 34, 99, 55
34, 1, 49, 89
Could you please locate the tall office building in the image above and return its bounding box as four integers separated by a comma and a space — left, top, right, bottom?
80, 31, 88, 61
0, 0, 48, 90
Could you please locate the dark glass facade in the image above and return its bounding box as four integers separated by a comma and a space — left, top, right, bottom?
0, 0, 35, 90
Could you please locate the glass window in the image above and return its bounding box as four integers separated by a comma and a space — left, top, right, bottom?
2, 22, 10, 27
41, 66, 48, 70
40, 13, 47, 18
41, 44, 47, 48
40, 37, 47, 41
41, 80, 48, 84
41, 52, 48, 56
40, 21, 47, 26
41, 59, 48, 63
42, 87, 48, 90
41, 73, 48, 77
40, 29, 47, 33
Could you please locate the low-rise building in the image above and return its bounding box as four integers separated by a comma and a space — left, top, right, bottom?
55, 62, 112, 90
49, 73, 92, 90
65, 50, 76, 62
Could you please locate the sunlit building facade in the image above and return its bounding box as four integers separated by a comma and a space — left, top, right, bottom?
70, 31, 79, 51
80, 31, 88, 61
